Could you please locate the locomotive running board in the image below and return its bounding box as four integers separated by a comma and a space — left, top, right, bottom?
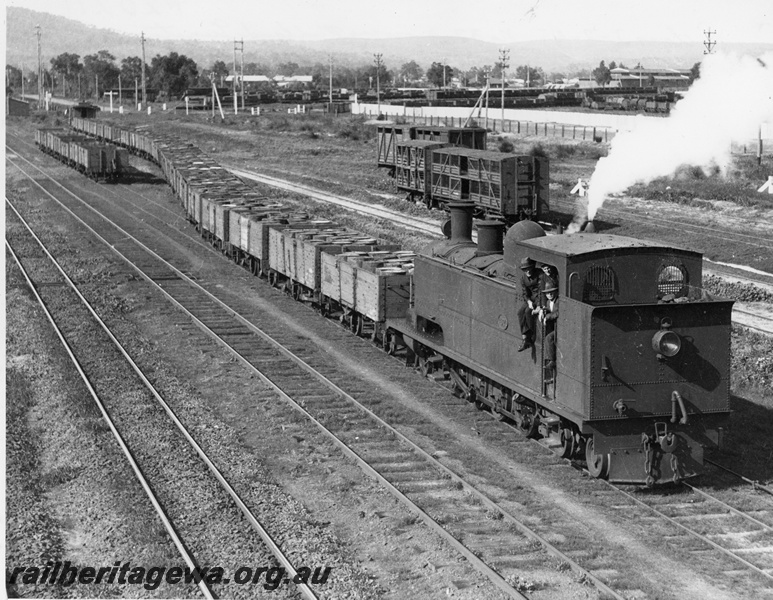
386, 317, 585, 425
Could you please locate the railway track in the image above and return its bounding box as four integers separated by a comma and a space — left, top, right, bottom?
606, 480, 773, 584
7, 135, 632, 599
9, 129, 772, 597
5, 199, 317, 600
447, 380, 773, 590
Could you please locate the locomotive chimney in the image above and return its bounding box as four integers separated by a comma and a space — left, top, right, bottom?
448, 201, 475, 245
475, 220, 504, 256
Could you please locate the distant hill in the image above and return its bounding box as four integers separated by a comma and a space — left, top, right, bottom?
7, 7, 773, 75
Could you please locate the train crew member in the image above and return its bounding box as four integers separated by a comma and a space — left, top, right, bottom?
539, 264, 558, 294
517, 257, 540, 352
538, 284, 559, 383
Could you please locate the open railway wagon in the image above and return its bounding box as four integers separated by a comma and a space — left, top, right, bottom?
377, 124, 487, 173
35, 127, 128, 181
266, 221, 410, 337
382, 203, 733, 485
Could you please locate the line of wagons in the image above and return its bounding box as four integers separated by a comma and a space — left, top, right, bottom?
376, 124, 549, 225
34, 127, 129, 181
59, 117, 733, 486
68, 116, 414, 339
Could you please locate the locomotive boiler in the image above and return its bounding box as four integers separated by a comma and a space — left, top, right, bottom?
385, 202, 732, 485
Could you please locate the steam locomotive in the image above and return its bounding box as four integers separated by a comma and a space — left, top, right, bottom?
65, 116, 733, 485
386, 204, 732, 485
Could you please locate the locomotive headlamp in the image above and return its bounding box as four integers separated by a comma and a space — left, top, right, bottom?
652, 330, 681, 358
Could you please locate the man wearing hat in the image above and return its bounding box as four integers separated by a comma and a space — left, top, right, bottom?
517, 257, 540, 351
537, 284, 559, 382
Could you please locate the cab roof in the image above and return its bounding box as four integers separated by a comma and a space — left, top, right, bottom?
519, 233, 700, 260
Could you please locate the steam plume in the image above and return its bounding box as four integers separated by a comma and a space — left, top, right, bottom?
586, 52, 773, 221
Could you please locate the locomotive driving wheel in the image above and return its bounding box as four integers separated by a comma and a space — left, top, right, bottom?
518, 409, 540, 439
585, 437, 610, 479
560, 427, 577, 459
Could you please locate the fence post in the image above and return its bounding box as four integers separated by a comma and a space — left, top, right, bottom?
593, 126, 597, 141
562, 124, 565, 137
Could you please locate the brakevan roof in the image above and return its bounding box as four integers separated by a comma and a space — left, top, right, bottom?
432, 147, 520, 160
519, 233, 700, 259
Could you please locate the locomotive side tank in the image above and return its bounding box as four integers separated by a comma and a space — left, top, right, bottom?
387, 202, 733, 485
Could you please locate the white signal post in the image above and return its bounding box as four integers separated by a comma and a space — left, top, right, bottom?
571, 178, 589, 197
757, 176, 773, 194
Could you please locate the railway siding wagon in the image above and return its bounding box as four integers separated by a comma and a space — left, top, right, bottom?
377, 124, 487, 172
377, 124, 415, 170
394, 140, 449, 202
430, 147, 549, 221
412, 125, 487, 150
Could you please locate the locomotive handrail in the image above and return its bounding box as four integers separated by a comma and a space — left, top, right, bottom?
671, 390, 688, 425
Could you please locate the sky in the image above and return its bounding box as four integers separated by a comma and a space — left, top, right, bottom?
5, 0, 772, 44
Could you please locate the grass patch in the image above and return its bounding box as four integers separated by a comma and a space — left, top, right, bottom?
627, 156, 773, 209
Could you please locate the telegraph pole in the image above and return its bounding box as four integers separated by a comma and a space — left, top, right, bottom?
499, 48, 509, 129
373, 53, 383, 117
36, 25, 42, 109
141, 31, 147, 106
703, 29, 717, 55
329, 54, 333, 105
234, 39, 244, 109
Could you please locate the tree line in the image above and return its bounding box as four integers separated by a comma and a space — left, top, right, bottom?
7, 49, 697, 101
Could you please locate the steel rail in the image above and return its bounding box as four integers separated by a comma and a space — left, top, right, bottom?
705, 459, 773, 497
731, 307, 773, 336
6, 197, 319, 600
607, 481, 773, 582
682, 483, 773, 531
8, 138, 629, 600
550, 195, 773, 252
5, 233, 214, 600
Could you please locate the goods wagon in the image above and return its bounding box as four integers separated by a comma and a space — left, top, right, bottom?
36, 128, 127, 181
